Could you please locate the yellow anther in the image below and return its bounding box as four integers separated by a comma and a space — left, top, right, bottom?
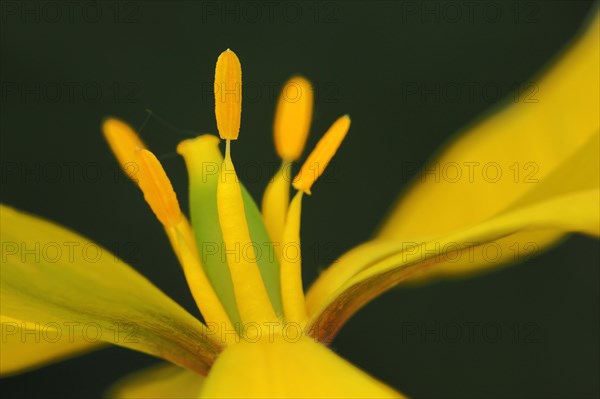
135, 149, 182, 227
102, 117, 146, 177
273, 76, 314, 162
293, 115, 351, 195
214, 49, 242, 140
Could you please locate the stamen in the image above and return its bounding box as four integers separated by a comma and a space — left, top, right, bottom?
262, 77, 313, 246
214, 49, 242, 140
293, 115, 351, 195
102, 118, 146, 175
104, 119, 236, 339
217, 145, 278, 324
280, 191, 308, 324
273, 76, 314, 162
135, 149, 182, 228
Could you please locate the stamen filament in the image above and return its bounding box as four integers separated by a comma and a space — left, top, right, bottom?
217, 144, 278, 324
280, 191, 308, 325
262, 161, 292, 256
165, 220, 238, 345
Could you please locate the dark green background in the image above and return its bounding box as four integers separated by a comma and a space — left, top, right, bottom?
1, 1, 598, 398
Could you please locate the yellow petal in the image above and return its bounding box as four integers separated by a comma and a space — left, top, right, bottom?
309, 190, 598, 341
106, 363, 204, 399
214, 49, 242, 140
293, 115, 351, 195
102, 117, 146, 177
307, 132, 599, 339
305, 240, 403, 316
378, 13, 599, 240
261, 161, 292, 253
199, 335, 404, 398
306, 13, 600, 311
217, 144, 278, 324
0, 205, 222, 374
274, 76, 314, 162
0, 315, 101, 376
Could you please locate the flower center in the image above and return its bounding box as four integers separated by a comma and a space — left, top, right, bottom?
103, 49, 351, 344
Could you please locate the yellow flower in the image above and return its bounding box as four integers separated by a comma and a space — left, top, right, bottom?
1, 13, 598, 399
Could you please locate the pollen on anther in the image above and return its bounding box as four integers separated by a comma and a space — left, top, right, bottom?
273, 76, 314, 162
293, 115, 351, 195
102, 118, 146, 175
135, 149, 182, 227
214, 49, 242, 140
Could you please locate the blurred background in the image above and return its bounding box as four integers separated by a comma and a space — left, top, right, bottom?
1, 1, 598, 398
